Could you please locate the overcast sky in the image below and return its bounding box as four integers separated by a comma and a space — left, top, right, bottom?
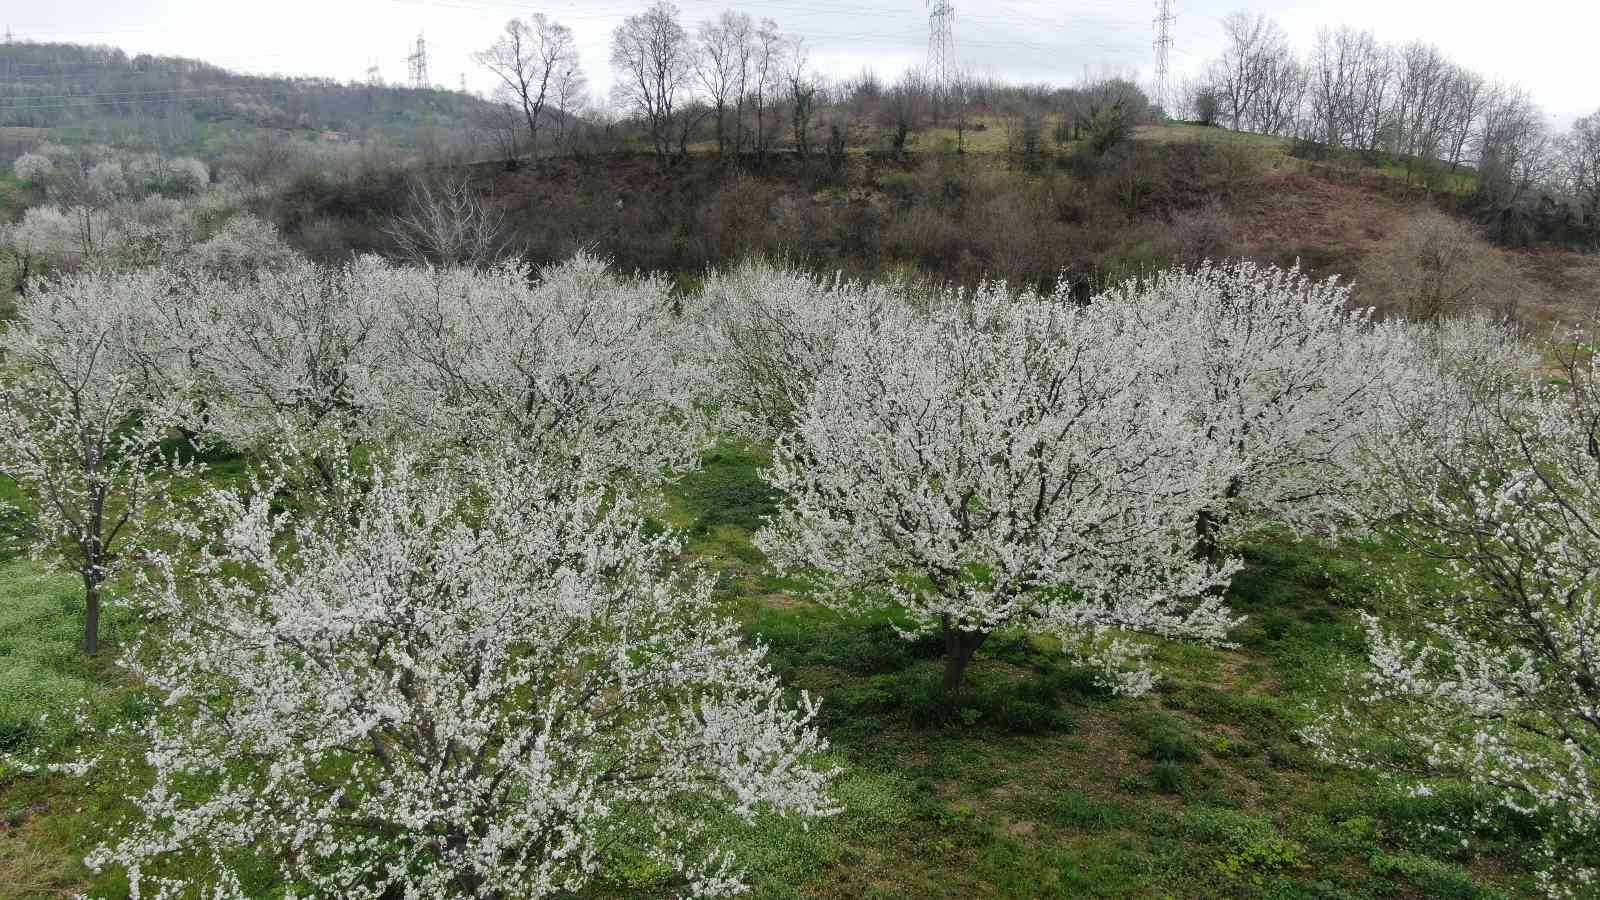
11, 0, 1596, 127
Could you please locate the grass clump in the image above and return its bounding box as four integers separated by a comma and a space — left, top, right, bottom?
1123, 710, 1203, 763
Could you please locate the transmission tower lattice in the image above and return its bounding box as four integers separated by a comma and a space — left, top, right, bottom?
406, 33, 429, 89
926, 0, 955, 96
1152, 0, 1175, 116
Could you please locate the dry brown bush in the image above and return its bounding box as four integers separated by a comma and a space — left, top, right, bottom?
1167, 202, 1240, 268
1357, 209, 1526, 320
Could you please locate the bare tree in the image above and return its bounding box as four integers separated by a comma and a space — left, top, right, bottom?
1359, 210, 1521, 319
1442, 66, 1487, 174
1391, 41, 1455, 184
786, 37, 818, 159
611, 2, 694, 163
749, 18, 784, 165
884, 69, 928, 159
551, 58, 588, 149
1308, 27, 1360, 147
1476, 85, 1548, 212
474, 99, 524, 169
1558, 111, 1600, 242
384, 175, 510, 268
1209, 12, 1291, 133
475, 15, 581, 158
1245, 50, 1305, 136
696, 11, 752, 158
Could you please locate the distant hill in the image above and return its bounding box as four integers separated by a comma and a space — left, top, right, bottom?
0, 40, 497, 151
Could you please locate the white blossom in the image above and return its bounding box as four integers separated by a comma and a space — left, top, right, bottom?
87, 449, 837, 898
1086, 261, 1408, 551
382, 252, 713, 486
698, 261, 908, 439
183, 213, 298, 279
0, 267, 201, 653
758, 282, 1243, 693
1306, 328, 1600, 895
12, 151, 53, 184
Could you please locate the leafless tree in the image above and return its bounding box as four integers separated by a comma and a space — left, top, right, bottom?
748, 18, 785, 165
1359, 209, 1522, 319
384, 175, 510, 268
785, 38, 818, 159
884, 69, 928, 159
474, 100, 524, 169
1244, 51, 1305, 136
1390, 42, 1456, 183
696, 11, 752, 158
475, 15, 581, 158
1308, 27, 1360, 147
1442, 67, 1487, 173
551, 59, 588, 149
611, 1, 694, 163
1209, 12, 1292, 133
1557, 111, 1600, 240
223, 130, 295, 199
1352, 42, 1395, 152
1476, 85, 1548, 210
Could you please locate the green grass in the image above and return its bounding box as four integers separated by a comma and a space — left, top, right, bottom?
0, 442, 1565, 898
0, 559, 149, 898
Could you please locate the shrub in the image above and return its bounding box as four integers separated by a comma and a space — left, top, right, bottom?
12, 152, 52, 184
1357, 210, 1523, 320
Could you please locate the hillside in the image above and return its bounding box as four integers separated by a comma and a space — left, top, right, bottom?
0, 40, 496, 154
379, 129, 1590, 326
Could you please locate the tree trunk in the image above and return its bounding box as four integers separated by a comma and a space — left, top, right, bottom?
82, 570, 101, 655
1195, 476, 1241, 565
1195, 507, 1222, 567
941, 623, 989, 693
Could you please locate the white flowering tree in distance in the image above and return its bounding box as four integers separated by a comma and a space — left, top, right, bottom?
88, 448, 837, 898
1089, 262, 1407, 558
385, 253, 712, 487
699, 261, 908, 439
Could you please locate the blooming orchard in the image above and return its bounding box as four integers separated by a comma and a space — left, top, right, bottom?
4, 239, 1594, 895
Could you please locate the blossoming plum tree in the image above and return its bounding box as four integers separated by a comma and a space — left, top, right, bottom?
758, 286, 1242, 694
1088, 262, 1404, 558
0, 268, 198, 653
89, 449, 837, 898
1306, 330, 1600, 895
699, 261, 905, 439
385, 253, 712, 487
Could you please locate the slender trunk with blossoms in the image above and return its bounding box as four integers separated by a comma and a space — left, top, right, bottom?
0, 268, 199, 654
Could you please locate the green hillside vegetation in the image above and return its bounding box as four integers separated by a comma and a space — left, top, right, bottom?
0, 40, 496, 155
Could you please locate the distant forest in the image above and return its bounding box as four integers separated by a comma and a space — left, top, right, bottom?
0, 41, 494, 149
